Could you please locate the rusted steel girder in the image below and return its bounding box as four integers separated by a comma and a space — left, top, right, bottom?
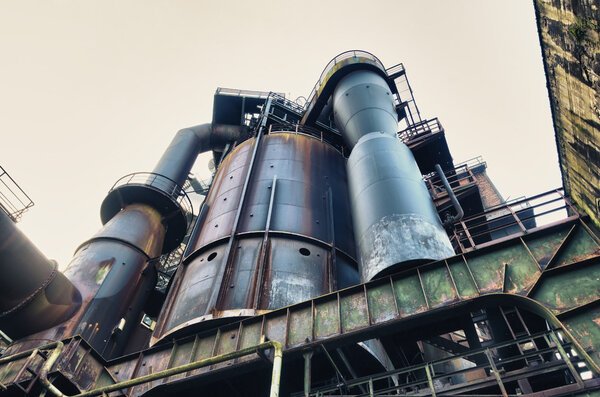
2, 216, 600, 395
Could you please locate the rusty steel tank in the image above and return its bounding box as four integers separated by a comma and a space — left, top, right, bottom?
153, 131, 359, 341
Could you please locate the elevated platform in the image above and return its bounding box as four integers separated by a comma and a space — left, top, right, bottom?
2, 190, 599, 396
0, 166, 34, 222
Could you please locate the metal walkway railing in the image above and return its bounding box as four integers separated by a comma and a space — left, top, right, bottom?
0, 166, 34, 222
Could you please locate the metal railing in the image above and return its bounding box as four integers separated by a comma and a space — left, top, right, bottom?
387, 62, 423, 127
270, 92, 305, 115
454, 155, 487, 171
450, 189, 578, 253
304, 50, 387, 112
385, 63, 405, 77
215, 87, 278, 99
268, 123, 346, 154
0, 166, 34, 222
301, 330, 589, 397
398, 118, 444, 144
425, 164, 478, 201
108, 172, 193, 220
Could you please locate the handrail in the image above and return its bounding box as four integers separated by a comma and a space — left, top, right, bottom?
303, 329, 584, 396
454, 155, 487, 170
108, 172, 194, 218
270, 93, 306, 115
268, 124, 346, 155
385, 62, 405, 77
304, 50, 387, 111
0, 166, 34, 222
41, 341, 283, 397
452, 188, 575, 251
215, 87, 278, 99
425, 163, 477, 199
397, 118, 444, 143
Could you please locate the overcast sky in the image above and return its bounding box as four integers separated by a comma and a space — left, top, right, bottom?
0, 1, 561, 268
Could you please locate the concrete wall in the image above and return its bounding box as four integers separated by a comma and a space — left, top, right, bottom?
534, 0, 600, 227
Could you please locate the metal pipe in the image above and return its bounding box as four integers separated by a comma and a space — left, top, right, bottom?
153, 123, 245, 188
303, 350, 313, 397
38, 342, 65, 397
38, 340, 283, 397
205, 98, 272, 313
65, 203, 164, 358
435, 163, 465, 225
0, 209, 80, 339
0, 330, 12, 345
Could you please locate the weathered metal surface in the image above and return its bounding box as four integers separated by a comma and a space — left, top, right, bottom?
553, 224, 600, 268
347, 132, 454, 281
523, 225, 572, 269
154, 133, 358, 341
47, 218, 593, 396
561, 305, 600, 368
464, 247, 506, 294
332, 70, 398, 148
2, 217, 600, 396
330, 66, 452, 282
0, 209, 80, 339
530, 261, 600, 313
3, 204, 164, 360
0, 338, 117, 395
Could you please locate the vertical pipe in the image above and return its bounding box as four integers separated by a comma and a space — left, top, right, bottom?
303, 351, 313, 397
435, 164, 464, 224
251, 175, 277, 309
207, 98, 273, 313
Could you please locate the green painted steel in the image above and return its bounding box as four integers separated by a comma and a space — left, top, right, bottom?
2, 218, 600, 395
98, 218, 600, 393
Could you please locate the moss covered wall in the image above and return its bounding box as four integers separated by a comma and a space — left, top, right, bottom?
534, 0, 600, 227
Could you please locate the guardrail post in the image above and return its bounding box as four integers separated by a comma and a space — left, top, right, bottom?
424, 364, 437, 397
550, 331, 584, 387
484, 348, 508, 397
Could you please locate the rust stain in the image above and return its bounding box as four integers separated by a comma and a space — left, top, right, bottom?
554, 292, 568, 310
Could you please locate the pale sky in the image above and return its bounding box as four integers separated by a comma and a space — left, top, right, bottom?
0, 1, 560, 268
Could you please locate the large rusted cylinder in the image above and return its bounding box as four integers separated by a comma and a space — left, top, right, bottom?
153, 132, 358, 342
333, 70, 454, 281
0, 209, 81, 339
65, 203, 164, 357
8, 204, 165, 358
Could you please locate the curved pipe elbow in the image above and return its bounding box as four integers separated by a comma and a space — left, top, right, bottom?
152, 123, 245, 188
181, 123, 246, 152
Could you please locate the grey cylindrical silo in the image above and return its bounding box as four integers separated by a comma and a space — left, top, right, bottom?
333, 70, 454, 281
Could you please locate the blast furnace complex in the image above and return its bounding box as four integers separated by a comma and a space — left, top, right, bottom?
1, 50, 600, 396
